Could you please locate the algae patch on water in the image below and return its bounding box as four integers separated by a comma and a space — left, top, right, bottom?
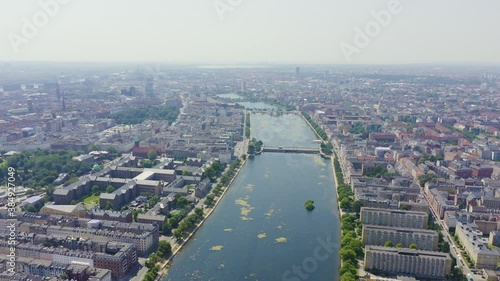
235, 199, 250, 207
257, 233, 266, 239
275, 237, 288, 243
218, 263, 225, 269
241, 207, 254, 216
264, 208, 275, 217
210, 245, 224, 251
241, 216, 254, 221
236, 198, 254, 217
224, 228, 233, 232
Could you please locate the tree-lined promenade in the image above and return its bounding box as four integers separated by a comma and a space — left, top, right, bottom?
333, 152, 364, 281
245, 112, 251, 138
300, 111, 333, 155
153, 157, 246, 281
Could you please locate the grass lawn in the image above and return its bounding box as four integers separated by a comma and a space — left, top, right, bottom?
83, 194, 100, 206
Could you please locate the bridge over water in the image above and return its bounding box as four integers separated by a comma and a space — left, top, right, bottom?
261, 146, 320, 154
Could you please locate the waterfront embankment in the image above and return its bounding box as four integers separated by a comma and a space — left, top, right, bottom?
154, 157, 247, 280
299, 111, 324, 141
164, 111, 340, 281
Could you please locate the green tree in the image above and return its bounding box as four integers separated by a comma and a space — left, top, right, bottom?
161, 222, 171, 234
144, 253, 159, 269
304, 200, 315, 211
26, 205, 37, 213
339, 260, 357, 276
409, 243, 418, 249
440, 241, 450, 253
157, 241, 172, 258
174, 229, 183, 240
340, 197, 352, 210
140, 159, 153, 168
149, 253, 160, 264
341, 233, 356, 248
182, 169, 192, 176
351, 200, 364, 213
204, 167, 216, 181
110, 105, 179, 125
106, 185, 115, 193
176, 196, 188, 208
148, 195, 160, 209
194, 208, 204, 217
133, 209, 143, 222
106, 201, 115, 211
92, 185, 101, 195
148, 150, 158, 161
395, 243, 404, 248
400, 204, 409, 210
168, 217, 179, 229
143, 273, 155, 281
340, 272, 356, 281
204, 194, 215, 206
340, 249, 357, 263
384, 240, 393, 247
345, 238, 364, 257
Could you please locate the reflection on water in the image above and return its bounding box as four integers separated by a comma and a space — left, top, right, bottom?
216, 93, 243, 99
238, 102, 277, 110
250, 113, 319, 148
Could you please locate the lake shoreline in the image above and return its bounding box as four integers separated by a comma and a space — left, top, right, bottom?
154, 157, 248, 281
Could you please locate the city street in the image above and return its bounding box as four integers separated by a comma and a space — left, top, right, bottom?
422, 192, 479, 280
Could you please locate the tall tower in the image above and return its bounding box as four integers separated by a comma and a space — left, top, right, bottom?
61, 94, 66, 112
56, 83, 61, 100
27, 99, 34, 113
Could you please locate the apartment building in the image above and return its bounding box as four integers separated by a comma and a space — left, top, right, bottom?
456, 222, 500, 270
364, 246, 452, 279
22, 222, 157, 256
0, 241, 135, 279
360, 207, 428, 229
362, 225, 439, 251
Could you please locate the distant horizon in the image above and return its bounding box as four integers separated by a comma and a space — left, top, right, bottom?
2, 1, 500, 65
1, 60, 500, 68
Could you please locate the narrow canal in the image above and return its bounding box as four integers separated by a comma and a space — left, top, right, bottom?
164, 113, 340, 281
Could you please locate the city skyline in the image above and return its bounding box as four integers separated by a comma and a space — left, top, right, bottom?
2, 2, 500, 281
1, 0, 500, 64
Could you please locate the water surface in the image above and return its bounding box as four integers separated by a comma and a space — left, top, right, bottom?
164, 113, 339, 281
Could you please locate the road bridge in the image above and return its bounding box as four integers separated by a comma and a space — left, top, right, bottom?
262, 146, 319, 154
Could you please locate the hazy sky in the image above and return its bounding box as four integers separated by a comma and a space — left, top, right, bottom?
1, 0, 499, 64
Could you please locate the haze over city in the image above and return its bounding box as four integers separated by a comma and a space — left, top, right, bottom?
1, 2, 500, 281
1, 0, 500, 64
